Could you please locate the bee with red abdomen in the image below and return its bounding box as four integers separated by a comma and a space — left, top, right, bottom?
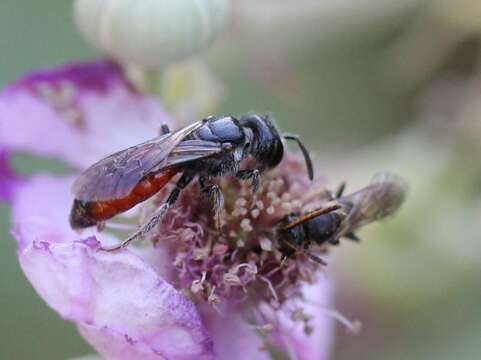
70, 113, 314, 250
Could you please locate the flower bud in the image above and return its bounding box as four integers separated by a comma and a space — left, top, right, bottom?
74, 0, 228, 69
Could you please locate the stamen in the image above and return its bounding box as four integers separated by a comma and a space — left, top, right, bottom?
291, 200, 302, 209
191, 271, 207, 293
305, 300, 362, 334
266, 192, 277, 200
174, 253, 186, 267
251, 323, 273, 334
255, 200, 265, 210
321, 308, 362, 334
223, 273, 242, 286
212, 243, 228, 256
240, 218, 253, 232
281, 202, 292, 213
259, 237, 273, 251
192, 245, 210, 260
289, 308, 312, 322
264, 265, 284, 278
146, 154, 331, 309
259, 275, 279, 304
35, 81, 84, 128
208, 286, 220, 305
235, 198, 247, 207
232, 207, 248, 217
230, 263, 257, 275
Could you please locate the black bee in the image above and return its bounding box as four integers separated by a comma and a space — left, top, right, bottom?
276, 173, 407, 264
70, 113, 313, 250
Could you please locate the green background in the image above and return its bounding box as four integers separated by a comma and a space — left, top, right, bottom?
1, 1, 481, 359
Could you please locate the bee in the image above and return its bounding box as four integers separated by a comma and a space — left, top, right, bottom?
276, 173, 407, 264
70, 113, 314, 250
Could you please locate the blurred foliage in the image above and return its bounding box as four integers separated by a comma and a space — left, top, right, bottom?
1, 0, 481, 359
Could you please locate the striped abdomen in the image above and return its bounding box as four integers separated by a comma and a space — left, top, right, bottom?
69, 168, 179, 229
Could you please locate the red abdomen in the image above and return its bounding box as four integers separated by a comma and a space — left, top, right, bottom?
70, 168, 179, 229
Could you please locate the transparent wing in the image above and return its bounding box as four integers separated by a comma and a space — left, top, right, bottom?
164, 139, 224, 168
72, 121, 205, 201
340, 172, 407, 230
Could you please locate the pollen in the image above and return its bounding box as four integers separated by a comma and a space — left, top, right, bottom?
191, 271, 207, 293
281, 202, 293, 213
223, 273, 242, 286
259, 237, 272, 251
240, 218, 253, 232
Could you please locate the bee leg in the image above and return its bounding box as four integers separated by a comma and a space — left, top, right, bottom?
328, 181, 346, 200
96, 221, 106, 232
159, 124, 171, 135
335, 182, 346, 198
210, 185, 224, 229
100, 173, 194, 251
199, 176, 211, 198
344, 232, 361, 242
281, 240, 327, 266
199, 176, 224, 228
328, 237, 340, 245
236, 169, 261, 193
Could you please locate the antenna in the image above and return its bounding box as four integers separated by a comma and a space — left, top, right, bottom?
280, 203, 341, 231
284, 134, 314, 180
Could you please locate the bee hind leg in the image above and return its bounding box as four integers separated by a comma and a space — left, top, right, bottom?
335, 182, 346, 198
99, 173, 194, 251
199, 176, 224, 228
281, 240, 327, 266
344, 232, 361, 242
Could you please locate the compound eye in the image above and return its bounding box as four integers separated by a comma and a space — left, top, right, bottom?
222, 142, 234, 152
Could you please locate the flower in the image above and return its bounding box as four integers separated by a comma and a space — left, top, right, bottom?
0, 149, 18, 202
74, 0, 228, 69
0, 60, 334, 359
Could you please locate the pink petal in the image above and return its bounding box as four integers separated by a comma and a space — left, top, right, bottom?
11, 175, 103, 250
263, 277, 334, 360
200, 306, 271, 360
0, 60, 173, 170
0, 149, 18, 203
12, 175, 213, 359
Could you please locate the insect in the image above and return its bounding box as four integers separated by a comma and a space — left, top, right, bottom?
276, 173, 407, 264
70, 113, 314, 250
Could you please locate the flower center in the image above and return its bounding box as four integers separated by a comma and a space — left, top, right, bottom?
148, 155, 328, 308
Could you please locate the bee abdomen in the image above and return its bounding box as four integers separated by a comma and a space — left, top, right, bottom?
305, 212, 344, 245
69, 168, 179, 229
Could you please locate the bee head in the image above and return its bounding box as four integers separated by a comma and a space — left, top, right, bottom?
239, 113, 284, 170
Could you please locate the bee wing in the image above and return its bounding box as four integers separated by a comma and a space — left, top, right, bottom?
341, 172, 407, 230
72, 121, 205, 201
164, 139, 224, 167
